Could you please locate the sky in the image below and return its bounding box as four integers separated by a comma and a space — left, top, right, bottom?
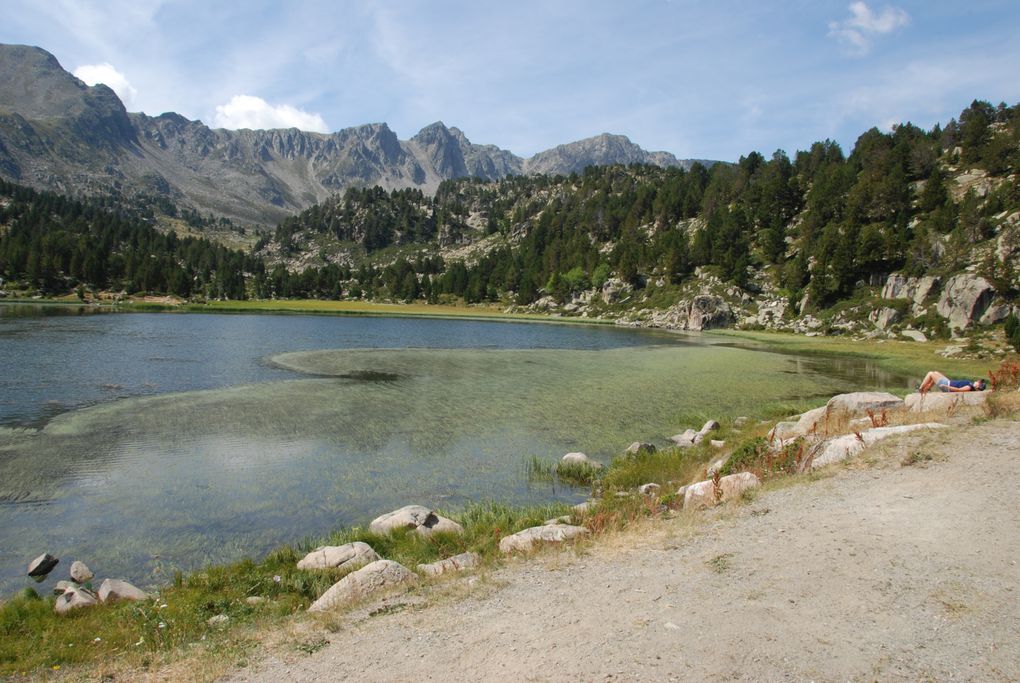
3, 0, 1020, 162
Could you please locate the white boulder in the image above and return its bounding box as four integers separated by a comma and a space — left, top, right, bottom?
683, 472, 760, 510
499, 524, 590, 554
297, 541, 381, 571
69, 560, 94, 584
369, 505, 463, 536
417, 552, 480, 577
308, 560, 419, 612
98, 578, 151, 603
54, 586, 98, 614
561, 452, 602, 469
810, 423, 947, 469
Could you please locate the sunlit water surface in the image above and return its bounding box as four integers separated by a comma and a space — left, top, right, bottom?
0, 305, 907, 595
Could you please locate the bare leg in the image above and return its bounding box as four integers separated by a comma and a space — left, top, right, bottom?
919, 371, 947, 394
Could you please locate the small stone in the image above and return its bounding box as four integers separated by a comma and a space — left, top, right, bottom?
699, 420, 720, 434
207, 614, 229, 627
638, 483, 661, 496
69, 560, 94, 584
561, 452, 603, 468
245, 596, 267, 606
709, 440, 726, 448
28, 553, 59, 580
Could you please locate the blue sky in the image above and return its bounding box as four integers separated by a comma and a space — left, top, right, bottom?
3, 1, 1020, 161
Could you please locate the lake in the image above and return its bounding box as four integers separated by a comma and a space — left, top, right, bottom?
0, 305, 907, 596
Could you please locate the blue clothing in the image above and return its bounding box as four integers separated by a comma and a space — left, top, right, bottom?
938, 378, 974, 391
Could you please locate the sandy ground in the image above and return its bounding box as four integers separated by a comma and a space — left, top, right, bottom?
225, 420, 1020, 682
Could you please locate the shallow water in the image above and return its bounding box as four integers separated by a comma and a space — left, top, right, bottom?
0, 305, 906, 596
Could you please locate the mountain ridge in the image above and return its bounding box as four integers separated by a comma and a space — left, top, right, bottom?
0, 43, 714, 227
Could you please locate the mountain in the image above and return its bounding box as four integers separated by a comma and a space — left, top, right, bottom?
0, 44, 712, 227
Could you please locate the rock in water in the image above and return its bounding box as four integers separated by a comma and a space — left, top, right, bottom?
98, 578, 151, 603
69, 560, 94, 583
561, 452, 602, 468
625, 442, 656, 457
307, 560, 418, 612
27, 553, 58, 581
54, 586, 98, 614
296, 542, 381, 571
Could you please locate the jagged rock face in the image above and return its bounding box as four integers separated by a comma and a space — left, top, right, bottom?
936, 274, 996, 331
0, 44, 710, 226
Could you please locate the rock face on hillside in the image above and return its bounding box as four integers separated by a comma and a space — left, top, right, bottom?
0, 44, 709, 226
936, 274, 996, 331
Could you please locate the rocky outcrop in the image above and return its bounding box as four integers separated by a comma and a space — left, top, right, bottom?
809, 423, 947, 469
826, 392, 904, 416
297, 541, 381, 571
904, 391, 989, 413
307, 560, 418, 612
369, 505, 464, 536
499, 524, 590, 554
937, 274, 995, 331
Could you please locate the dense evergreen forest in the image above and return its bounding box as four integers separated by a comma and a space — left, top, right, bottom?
0, 179, 260, 299
2, 100, 1018, 317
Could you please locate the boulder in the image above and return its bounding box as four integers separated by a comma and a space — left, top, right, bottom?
498, 524, 590, 554
825, 392, 904, 416
937, 274, 995, 331
699, 420, 720, 434
900, 329, 928, 342
369, 505, 464, 537
207, 614, 230, 627
871, 307, 902, 330
625, 442, 657, 457
709, 439, 726, 448
417, 552, 480, 577
572, 500, 595, 514
979, 298, 1012, 325
669, 429, 701, 448
683, 472, 760, 510
795, 406, 829, 436
54, 586, 98, 614
771, 421, 801, 441
602, 278, 633, 305
69, 560, 94, 584
98, 578, 150, 603
686, 295, 733, 331
308, 560, 418, 612
27, 553, 58, 580
810, 423, 947, 469
733, 416, 749, 428
297, 541, 381, 571
561, 452, 602, 469
904, 391, 989, 413
637, 483, 661, 496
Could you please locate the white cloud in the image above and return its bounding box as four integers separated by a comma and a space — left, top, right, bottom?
73, 62, 138, 108
828, 2, 910, 56
211, 95, 329, 132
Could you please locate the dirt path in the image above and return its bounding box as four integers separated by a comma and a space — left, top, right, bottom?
227, 420, 1020, 682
